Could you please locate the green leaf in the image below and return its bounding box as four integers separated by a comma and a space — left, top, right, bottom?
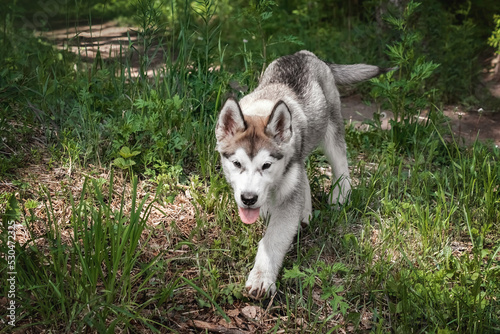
171, 94, 183, 110
119, 146, 141, 159
3, 194, 21, 224
113, 157, 135, 169
283, 264, 306, 279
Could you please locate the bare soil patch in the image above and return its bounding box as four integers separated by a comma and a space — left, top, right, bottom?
342, 94, 500, 147
43, 20, 167, 77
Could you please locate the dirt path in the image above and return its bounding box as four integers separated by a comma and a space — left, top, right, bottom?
342, 95, 500, 147
43, 20, 165, 77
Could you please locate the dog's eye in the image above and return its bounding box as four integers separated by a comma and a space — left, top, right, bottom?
262, 162, 272, 170
232, 160, 241, 168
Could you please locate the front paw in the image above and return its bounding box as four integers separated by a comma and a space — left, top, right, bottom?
245, 268, 276, 299
329, 183, 351, 209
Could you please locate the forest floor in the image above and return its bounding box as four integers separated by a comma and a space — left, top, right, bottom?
1, 20, 498, 333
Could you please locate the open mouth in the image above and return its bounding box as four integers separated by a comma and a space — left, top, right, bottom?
238, 206, 260, 224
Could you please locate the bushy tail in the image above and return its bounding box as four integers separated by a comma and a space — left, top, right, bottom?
329, 63, 396, 85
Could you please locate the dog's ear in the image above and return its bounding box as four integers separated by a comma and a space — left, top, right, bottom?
266, 101, 292, 144
216, 98, 246, 142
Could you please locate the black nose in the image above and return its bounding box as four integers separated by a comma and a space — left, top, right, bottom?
241, 193, 258, 206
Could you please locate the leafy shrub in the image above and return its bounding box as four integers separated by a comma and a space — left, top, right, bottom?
369, 1, 443, 150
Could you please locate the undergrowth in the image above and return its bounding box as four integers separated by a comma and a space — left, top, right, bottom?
1, 0, 500, 333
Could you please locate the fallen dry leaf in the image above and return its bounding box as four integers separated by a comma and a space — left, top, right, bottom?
241, 305, 263, 320
191, 319, 250, 334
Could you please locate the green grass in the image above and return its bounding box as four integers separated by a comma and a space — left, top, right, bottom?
1, 174, 173, 332
2, 130, 499, 332
1, 0, 500, 332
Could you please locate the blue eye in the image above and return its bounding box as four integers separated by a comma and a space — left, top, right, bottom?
262, 162, 272, 170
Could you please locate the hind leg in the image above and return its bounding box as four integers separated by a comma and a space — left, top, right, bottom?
301, 168, 312, 228
322, 121, 351, 207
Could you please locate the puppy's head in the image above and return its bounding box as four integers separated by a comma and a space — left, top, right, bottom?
215, 98, 293, 224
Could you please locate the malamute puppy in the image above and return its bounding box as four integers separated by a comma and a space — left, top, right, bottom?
215, 50, 391, 298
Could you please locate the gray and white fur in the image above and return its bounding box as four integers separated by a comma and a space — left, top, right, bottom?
215, 50, 392, 299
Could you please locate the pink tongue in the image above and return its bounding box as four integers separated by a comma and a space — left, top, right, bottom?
238, 207, 260, 224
